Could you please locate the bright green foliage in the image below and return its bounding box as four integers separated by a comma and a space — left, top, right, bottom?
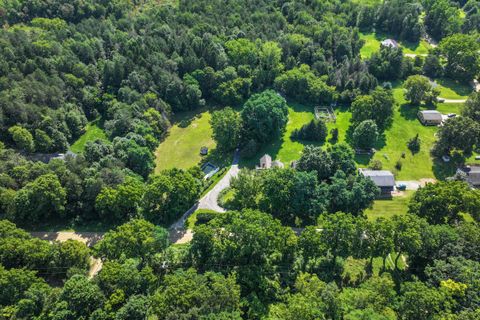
190, 209, 297, 306
95, 176, 144, 221
210, 107, 242, 151
150, 269, 241, 319
8, 126, 34, 153
14, 173, 66, 223
404, 75, 439, 105
409, 181, 480, 224
350, 87, 395, 130
462, 92, 480, 122
142, 169, 202, 225
353, 120, 378, 150
439, 34, 480, 82
274, 64, 335, 104
94, 219, 169, 261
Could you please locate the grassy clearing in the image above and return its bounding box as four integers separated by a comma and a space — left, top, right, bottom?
155, 110, 216, 172
436, 78, 471, 99
343, 254, 406, 283
359, 33, 381, 59
70, 119, 108, 153
239, 103, 317, 168
365, 191, 413, 220
359, 32, 431, 58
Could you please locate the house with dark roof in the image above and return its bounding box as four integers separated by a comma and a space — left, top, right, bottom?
359, 169, 396, 194
418, 110, 443, 126
458, 166, 480, 188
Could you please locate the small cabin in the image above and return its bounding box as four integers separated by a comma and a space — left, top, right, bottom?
381, 39, 399, 49
418, 110, 443, 126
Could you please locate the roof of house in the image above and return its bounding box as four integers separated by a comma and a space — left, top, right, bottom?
359, 169, 395, 187
464, 166, 480, 185
381, 39, 399, 48
419, 110, 443, 121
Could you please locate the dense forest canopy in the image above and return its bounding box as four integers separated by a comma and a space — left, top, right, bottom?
0, 0, 479, 319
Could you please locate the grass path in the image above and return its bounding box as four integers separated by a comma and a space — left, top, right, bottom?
70, 119, 108, 153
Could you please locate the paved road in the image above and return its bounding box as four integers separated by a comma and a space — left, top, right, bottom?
170, 159, 240, 229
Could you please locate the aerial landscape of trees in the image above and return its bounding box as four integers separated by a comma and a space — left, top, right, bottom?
0, 0, 479, 319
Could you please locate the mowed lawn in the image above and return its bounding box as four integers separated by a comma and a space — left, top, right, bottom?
359, 32, 431, 58
70, 119, 108, 153
155, 111, 216, 172
436, 78, 471, 99
365, 191, 413, 220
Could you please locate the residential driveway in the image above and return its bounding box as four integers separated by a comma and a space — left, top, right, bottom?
169, 151, 241, 232
438, 98, 467, 103
396, 179, 437, 191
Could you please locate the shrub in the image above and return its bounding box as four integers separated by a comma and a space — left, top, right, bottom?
368, 159, 383, 170
407, 134, 421, 154
291, 119, 328, 143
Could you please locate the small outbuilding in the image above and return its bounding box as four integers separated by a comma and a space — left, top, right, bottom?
200, 147, 208, 156
418, 110, 443, 126
359, 169, 396, 194
381, 39, 399, 49
256, 154, 284, 170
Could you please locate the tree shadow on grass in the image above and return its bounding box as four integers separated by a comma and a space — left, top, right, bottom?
399, 103, 421, 120
432, 158, 457, 180
437, 78, 472, 98
204, 147, 233, 168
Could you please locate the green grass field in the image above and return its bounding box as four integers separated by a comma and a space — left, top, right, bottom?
359, 32, 431, 58
365, 191, 413, 220
70, 119, 108, 153
155, 110, 216, 172
436, 78, 471, 99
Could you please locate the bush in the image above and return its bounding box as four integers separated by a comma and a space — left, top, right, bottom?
368, 159, 383, 170
329, 128, 339, 144
395, 160, 403, 171
408, 134, 421, 154
194, 210, 219, 226
291, 119, 328, 143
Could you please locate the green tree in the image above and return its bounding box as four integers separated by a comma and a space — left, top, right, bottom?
297, 145, 334, 181
95, 176, 144, 222
190, 210, 297, 305
353, 120, 378, 150
433, 116, 480, 156
8, 126, 34, 153
14, 173, 66, 223
397, 281, 447, 320
404, 75, 439, 105
409, 181, 480, 225
94, 219, 169, 261
150, 269, 241, 320
462, 92, 480, 122
424, 0, 462, 40
59, 274, 104, 318
350, 88, 395, 130
241, 89, 288, 146
142, 169, 202, 225
210, 107, 242, 151
439, 34, 480, 82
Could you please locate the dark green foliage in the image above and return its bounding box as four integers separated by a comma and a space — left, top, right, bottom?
353, 120, 379, 150
408, 181, 480, 224
241, 90, 289, 146
94, 219, 169, 261
291, 119, 328, 143
150, 269, 241, 319
408, 134, 421, 154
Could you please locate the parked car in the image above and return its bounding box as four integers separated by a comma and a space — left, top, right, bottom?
437, 98, 446, 103
397, 184, 407, 191
447, 113, 457, 118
